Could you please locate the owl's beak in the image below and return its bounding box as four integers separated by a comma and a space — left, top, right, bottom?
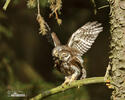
59, 55, 64, 61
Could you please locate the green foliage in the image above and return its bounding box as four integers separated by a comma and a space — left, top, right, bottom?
12, 0, 20, 5
40, 0, 48, 7
0, 25, 13, 39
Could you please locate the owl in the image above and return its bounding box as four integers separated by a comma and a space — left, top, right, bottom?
51, 21, 103, 85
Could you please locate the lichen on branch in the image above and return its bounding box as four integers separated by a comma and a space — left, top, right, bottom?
37, 14, 48, 35
27, 0, 36, 8
49, 0, 62, 25
36, 0, 50, 35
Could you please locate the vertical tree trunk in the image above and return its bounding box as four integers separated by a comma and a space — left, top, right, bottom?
105, 0, 125, 100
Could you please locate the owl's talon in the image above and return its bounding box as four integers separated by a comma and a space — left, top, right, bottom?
62, 81, 71, 86
62, 80, 68, 86
61, 76, 72, 86
67, 82, 71, 86
77, 85, 81, 88
61, 85, 64, 88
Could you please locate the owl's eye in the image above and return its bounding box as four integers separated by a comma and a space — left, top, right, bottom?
53, 50, 59, 57
59, 52, 71, 61
52, 46, 62, 57
61, 53, 68, 57
54, 51, 58, 57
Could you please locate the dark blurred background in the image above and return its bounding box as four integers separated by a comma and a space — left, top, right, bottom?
0, 0, 112, 100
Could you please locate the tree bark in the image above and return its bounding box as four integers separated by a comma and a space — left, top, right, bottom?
105, 0, 125, 100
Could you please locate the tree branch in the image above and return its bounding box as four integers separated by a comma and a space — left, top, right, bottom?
105, 0, 125, 99
3, 0, 11, 11
30, 77, 105, 100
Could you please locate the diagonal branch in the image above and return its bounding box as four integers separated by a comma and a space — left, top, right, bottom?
30, 77, 105, 100
3, 0, 11, 11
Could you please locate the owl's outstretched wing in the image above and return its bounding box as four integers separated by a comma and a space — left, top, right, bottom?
67, 21, 103, 55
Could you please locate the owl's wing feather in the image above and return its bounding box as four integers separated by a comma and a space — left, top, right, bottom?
67, 21, 103, 55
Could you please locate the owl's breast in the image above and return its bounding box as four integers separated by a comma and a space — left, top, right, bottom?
54, 59, 73, 75
54, 56, 83, 77
60, 62, 74, 76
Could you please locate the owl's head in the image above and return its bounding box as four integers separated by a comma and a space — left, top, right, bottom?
52, 46, 71, 62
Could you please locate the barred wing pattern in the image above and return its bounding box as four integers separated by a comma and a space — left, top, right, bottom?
67, 21, 103, 55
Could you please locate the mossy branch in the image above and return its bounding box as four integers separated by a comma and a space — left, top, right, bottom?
30, 77, 105, 100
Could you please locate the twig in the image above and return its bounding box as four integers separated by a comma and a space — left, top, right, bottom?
98, 5, 109, 10
37, 0, 40, 15
91, 0, 97, 14
3, 0, 11, 11
30, 77, 105, 100
36, 0, 48, 35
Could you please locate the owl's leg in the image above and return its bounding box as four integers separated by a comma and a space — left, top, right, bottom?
68, 65, 80, 84
80, 68, 87, 79
75, 57, 86, 79
62, 76, 71, 86
76, 56, 84, 64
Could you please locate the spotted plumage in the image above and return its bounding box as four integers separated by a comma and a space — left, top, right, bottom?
51, 21, 103, 85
